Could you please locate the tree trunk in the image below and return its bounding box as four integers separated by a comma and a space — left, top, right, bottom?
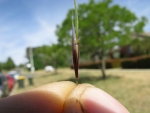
99, 53, 106, 79
101, 59, 106, 79
92, 51, 106, 79
54, 61, 58, 74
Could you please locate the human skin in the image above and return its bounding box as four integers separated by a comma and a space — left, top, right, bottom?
0, 81, 129, 113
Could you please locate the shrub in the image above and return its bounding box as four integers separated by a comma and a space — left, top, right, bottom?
121, 60, 137, 69
137, 57, 150, 68
110, 60, 122, 68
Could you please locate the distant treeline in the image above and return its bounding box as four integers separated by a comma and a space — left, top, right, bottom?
0, 57, 16, 71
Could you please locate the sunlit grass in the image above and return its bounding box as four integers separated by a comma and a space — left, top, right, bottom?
11, 68, 150, 113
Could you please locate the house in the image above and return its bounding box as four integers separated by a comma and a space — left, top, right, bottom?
109, 32, 150, 59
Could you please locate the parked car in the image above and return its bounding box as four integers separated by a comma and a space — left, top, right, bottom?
0, 73, 9, 98
8, 71, 20, 81
44, 66, 55, 72
5, 74, 15, 91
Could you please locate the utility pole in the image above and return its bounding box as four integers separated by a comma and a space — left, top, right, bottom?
0, 63, 1, 72
0, 50, 2, 72
29, 47, 35, 73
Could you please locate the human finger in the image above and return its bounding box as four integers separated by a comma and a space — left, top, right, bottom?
0, 81, 76, 113
63, 83, 129, 113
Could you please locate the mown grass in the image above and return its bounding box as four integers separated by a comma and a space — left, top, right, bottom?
11, 68, 150, 113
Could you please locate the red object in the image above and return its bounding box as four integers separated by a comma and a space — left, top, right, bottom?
5, 74, 15, 91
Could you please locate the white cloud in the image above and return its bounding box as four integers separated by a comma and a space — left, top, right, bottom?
0, 18, 58, 65
0, 39, 26, 65
0, 26, 11, 34
4, 46, 27, 66
24, 19, 57, 47
125, 0, 150, 31
6, 19, 58, 65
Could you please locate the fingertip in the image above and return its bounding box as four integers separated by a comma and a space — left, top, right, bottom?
81, 87, 129, 113
62, 83, 93, 113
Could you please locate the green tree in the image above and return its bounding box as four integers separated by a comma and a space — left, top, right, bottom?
131, 34, 150, 56
56, 0, 147, 79
3, 57, 16, 70
42, 44, 68, 73
26, 45, 68, 71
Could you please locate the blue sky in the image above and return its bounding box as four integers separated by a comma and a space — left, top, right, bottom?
0, 0, 150, 65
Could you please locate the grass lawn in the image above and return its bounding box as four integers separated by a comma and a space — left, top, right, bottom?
10, 68, 150, 113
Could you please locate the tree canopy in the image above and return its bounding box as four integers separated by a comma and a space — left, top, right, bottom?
56, 0, 147, 78
1, 57, 16, 70
56, 0, 147, 58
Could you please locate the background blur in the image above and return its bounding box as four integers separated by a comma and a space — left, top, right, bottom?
0, 0, 150, 113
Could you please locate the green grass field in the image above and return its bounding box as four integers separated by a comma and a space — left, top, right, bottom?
11, 68, 150, 113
